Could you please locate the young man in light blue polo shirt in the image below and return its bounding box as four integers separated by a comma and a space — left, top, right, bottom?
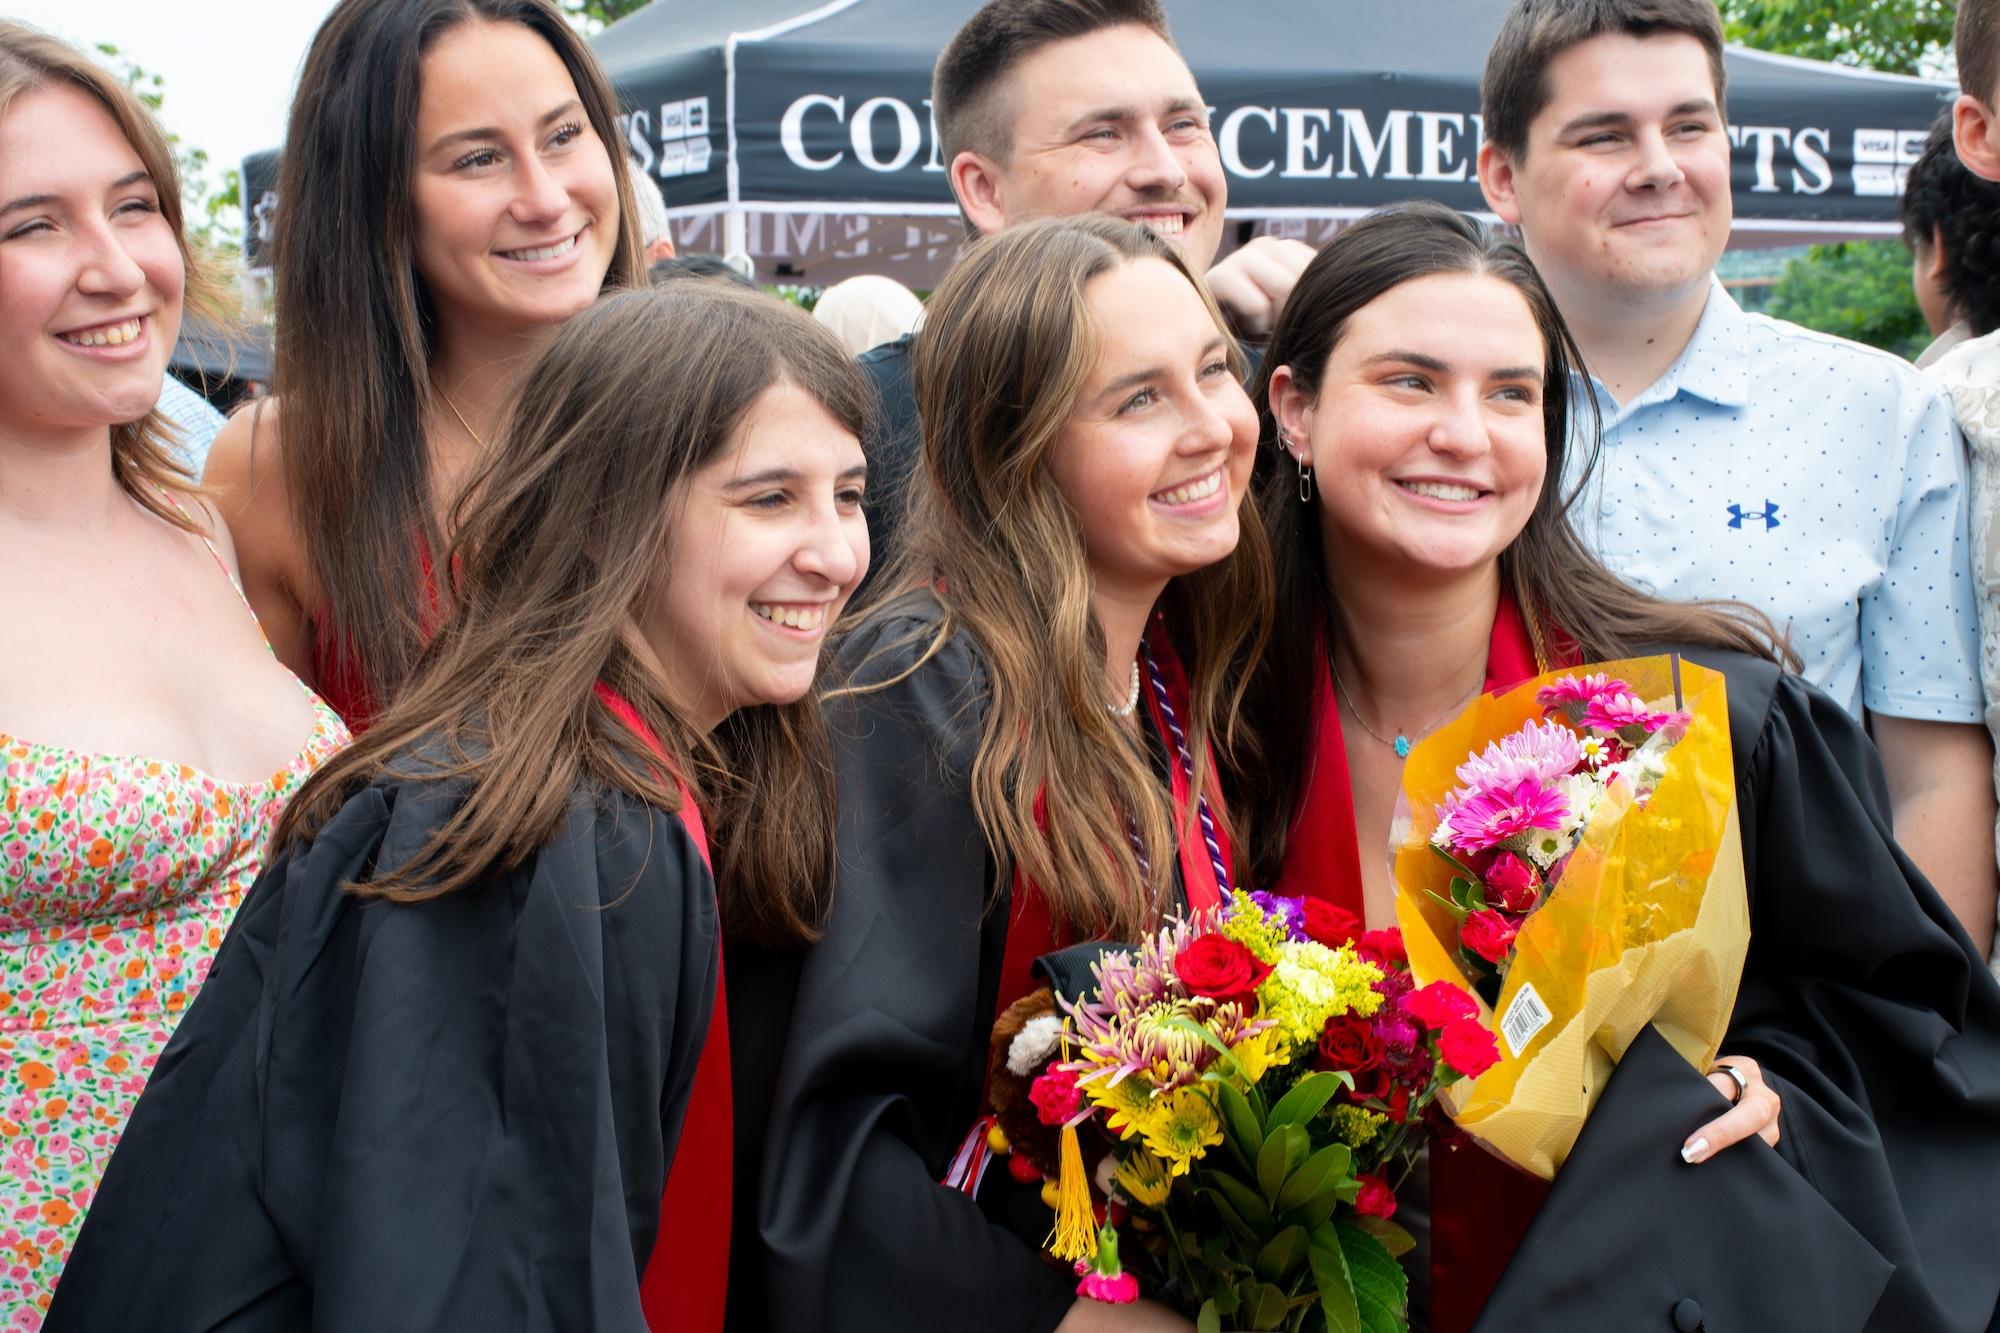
1476, 0, 1997, 953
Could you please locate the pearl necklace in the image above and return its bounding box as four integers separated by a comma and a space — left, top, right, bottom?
1107, 661, 1141, 717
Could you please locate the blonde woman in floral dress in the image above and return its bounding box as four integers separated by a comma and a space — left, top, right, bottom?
0, 25, 346, 1327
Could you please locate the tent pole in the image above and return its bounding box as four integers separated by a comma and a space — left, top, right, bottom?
724, 209, 752, 280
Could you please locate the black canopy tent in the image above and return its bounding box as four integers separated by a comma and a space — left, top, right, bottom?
241, 0, 1954, 284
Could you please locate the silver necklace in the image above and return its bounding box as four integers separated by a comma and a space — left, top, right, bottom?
1107, 661, 1141, 717
1328, 653, 1483, 759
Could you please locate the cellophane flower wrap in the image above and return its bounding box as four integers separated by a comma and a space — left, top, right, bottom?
982, 893, 1494, 1333
1392, 654, 1749, 1179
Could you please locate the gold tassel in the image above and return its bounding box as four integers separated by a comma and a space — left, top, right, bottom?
1047, 1121, 1098, 1263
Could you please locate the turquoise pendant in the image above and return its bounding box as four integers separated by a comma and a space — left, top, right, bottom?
1394, 735, 1412, 759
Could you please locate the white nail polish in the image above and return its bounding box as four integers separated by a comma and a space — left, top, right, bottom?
1680, 1137, 1709, 1164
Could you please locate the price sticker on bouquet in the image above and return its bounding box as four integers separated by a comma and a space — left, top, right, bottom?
1499, 981, 1551, 1059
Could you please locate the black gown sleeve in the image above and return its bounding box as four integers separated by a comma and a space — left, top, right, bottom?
1476, 653, 2000, 1333
44, 775, 719, 1333
758, 601, 1077, 1333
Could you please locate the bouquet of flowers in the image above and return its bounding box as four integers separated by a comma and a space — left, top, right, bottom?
980, 892, 1492, 1333
1392, 656, 1750, 1178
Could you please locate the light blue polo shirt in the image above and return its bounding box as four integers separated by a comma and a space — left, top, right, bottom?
1564, 280, 1982, 724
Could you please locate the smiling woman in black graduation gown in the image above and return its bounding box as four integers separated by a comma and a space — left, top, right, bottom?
755, 216, 1273, 1333
1234, 201, 2000, 1332
45, 284, 876, 1331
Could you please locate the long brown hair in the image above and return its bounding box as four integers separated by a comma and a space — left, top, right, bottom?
0, 20, 233, 528
849, 215, 1273, 939
1236, 201, 1787, 884
273, 0, 643, 711
277, 285, 866, 946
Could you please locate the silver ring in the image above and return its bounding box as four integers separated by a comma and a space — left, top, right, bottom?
1709, 1062, 1749, 1105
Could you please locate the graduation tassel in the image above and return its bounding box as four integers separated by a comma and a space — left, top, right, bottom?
1047, 1119, 1098, 1263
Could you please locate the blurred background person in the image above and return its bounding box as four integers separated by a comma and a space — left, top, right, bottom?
811, 273, 923, 357
1903, 114, 2000, 365
0, 23, 347, 1326
630, 155, 677, 263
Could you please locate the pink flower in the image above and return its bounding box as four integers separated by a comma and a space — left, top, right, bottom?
1403, 981, 1479, 1030
1440, 1019, 1502, 1078
1460, 909, 1519, 964
1354, 1174, 1398, 1219
1029, 1066, 1084, 1126
1443, 779, 1567, 855
1483, 852, 1541, 914
1077, 1270, 1140, 1303
1537, 672, 1629, 711
1454, 720, 1583, 789
1357, 928, 1406, 967
1581, 692, 1689, 737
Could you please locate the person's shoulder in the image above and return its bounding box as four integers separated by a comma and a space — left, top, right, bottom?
833, 587, 976, 678
856, 331, 915, 371
203, 398, 309, 574
1742, 310, 1948, 401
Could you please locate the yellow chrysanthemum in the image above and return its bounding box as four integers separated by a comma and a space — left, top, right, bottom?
1086, 1072, 1160, 1139
1138, 1086, 1224, 1175
1227, 1027, 1280, 1086
1331, 1104, 1388, 1149
1112, 1149, 1175, 1208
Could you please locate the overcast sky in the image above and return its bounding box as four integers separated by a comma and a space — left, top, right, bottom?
10, 0, 342, 222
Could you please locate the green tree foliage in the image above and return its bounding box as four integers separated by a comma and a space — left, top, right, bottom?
1767, 242, 1931, 359
560, 0, 652, 31
95, 42, 242, 253
1718, 0, 1956, 77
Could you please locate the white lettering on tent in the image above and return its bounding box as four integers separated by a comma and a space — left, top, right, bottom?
1791, 127, 1831, 194
1732, 125, 1792, 193
622, 110, 654, 176
1337, 109, 1413, 180
780, 93, 846, 171
851, 96, 921, 172
1219, 105, 1277, 178
922, 100, 946, 173
1415, 111, 1467, 182
1281, 108, 1335, 178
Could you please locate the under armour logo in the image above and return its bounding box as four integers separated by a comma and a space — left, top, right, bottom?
1726, 501, 1780, 530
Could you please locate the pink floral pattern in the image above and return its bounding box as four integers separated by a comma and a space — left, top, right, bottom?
0, 694, 347, 1327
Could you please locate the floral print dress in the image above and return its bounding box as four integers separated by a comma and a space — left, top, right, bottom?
0, 534, 349, 1328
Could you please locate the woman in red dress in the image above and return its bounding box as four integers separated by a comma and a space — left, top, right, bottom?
47, 283, 871, 1332
1232, 201, 2000, 1332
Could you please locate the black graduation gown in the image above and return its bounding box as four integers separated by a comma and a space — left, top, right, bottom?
1473, 648, 2000, 1332
756, 598, 1080, 1333
43, 773, 720, 1332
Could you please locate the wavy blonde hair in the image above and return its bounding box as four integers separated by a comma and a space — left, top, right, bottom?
850, 215, 1273, 939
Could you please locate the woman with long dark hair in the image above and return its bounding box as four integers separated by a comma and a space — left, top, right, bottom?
1235, 201, 2000, 1332
205, 0, 641, 727
45, 283, 870, 1331
0, 26, 347, 1326
757, 214, 1272, 1333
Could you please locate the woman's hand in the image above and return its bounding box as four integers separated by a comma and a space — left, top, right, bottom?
1680, 1054, 1782, 1164
1053, 1297, 1197, 1332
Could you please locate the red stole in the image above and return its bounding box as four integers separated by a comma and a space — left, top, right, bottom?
1269, 594, 1557, 1333
992, 614, 1235, 1016
594, 684, 732, 1333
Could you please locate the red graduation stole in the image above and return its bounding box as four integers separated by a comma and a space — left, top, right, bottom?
1269, 593, 1558, 1333
595, 684, 731, 1333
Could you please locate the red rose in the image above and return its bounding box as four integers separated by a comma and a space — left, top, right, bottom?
1402, 980, 1480, 1030
1385, 1084, 1412, 1124
1175, 934, 1271, 1009
1484, 853, 1541, 914
1460, 909, 1519, 964
1302, 898, 1361, 948
1357, 928, 1406, 966
1439, 1018, 1501, 1079
1315, 1012, 1390, 1098
1354, 1174, 1397, 1219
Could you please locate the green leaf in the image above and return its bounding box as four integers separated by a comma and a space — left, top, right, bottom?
1213, 1080, 1265, 1169
1307, 1223, 1361, 1333
1352, 1214, 1417, 1258
1256, 1124, 1308, 1204
1268, 1070, 1345, 1130
1448, 876, 1473, 909
1276, 1141, 1353, 1218
1252, 1224, 1309, 1283
1290, 1189, 1342, 1229
1213, 1280, 1241, 1317
1198, 1184, 1263, 1245
1337, 1219, 1411, 1333
1209, 1171, 1273, 1236
1424, 888, 1470, 923
1247, 1280, 1290, 1330
1197, 1301, 1222, 1333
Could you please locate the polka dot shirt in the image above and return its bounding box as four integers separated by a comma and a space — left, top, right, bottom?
1564, 281, 1982, 723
